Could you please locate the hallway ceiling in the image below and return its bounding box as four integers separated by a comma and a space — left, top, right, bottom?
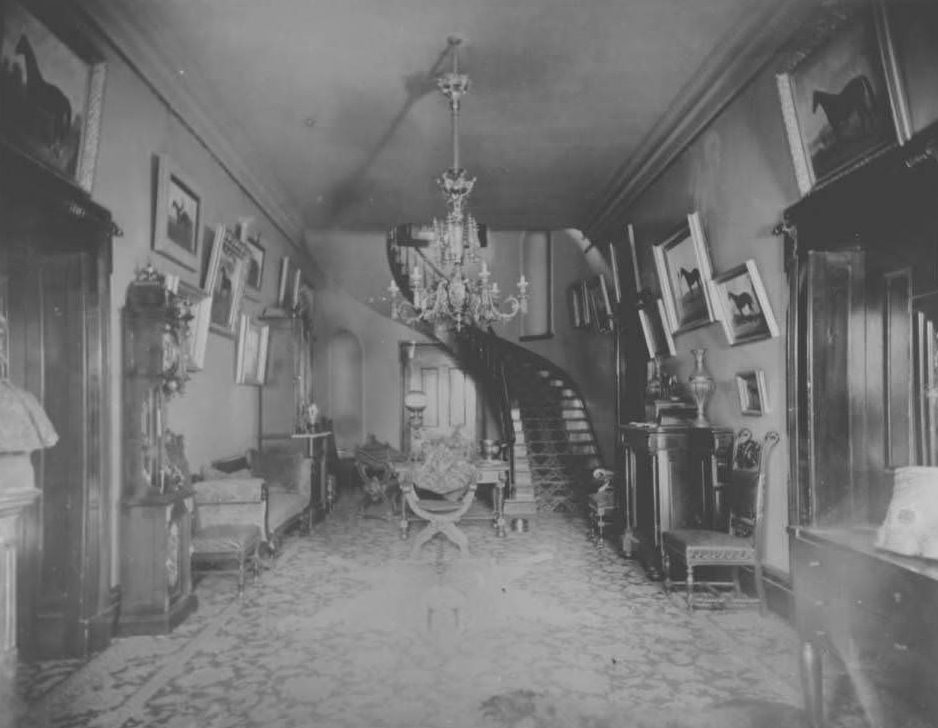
83, 0, 792, 233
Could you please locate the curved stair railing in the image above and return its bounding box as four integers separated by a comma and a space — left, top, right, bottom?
387, 230, 604, 513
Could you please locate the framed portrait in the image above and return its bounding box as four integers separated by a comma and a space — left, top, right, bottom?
638, 298, 676, 359
776, 2, 911, 196
712, 259, 779, 346
204, 225, 248, 337
566, 282, 584, 329
278, 256, 301, 310
243, 234, 265, 296
0, 1, 106, 192
153, 154, 203, 271
579, 280, 592, 329
586, 275, 613, 333
235, 314, 269, 386
653, 212, 716, 335
626, 223, 642, 292
177, 280, 211, 372
736, 370, 769, 416
608, 242, 622, 304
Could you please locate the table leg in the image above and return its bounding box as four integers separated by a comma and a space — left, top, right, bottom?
800, 639, 824, 728
494, 472, 507, 537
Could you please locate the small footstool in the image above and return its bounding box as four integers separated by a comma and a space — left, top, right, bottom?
191, 524, 262, 596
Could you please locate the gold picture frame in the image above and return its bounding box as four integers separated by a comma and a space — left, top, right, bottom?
153, 154, 204, 272
736, 370, 770, 416
0, 1, 107, 192
204, 225, 248, 337
712, 259, 779, 346
235, 314, 269, 386
653, 212, 716, 335
776, 2, 911, 196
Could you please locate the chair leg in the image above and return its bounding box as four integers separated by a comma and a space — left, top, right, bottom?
662, 550, 672, 595
439, 521, 469, 555
686, 563, 695, 611
754, 560, 767, 616
238, 553, 246, 597
732, 566, 743, 597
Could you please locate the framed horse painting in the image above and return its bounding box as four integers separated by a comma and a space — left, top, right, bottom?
0, 1, 106, 192
711, 259, 779, 346
652, 212, 716, 336
776, 2, 911, 195
153, 154, 204, 272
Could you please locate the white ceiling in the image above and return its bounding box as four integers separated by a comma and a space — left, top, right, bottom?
80, 0, 802, 235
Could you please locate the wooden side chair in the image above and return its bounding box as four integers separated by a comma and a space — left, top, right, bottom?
354, 435, 403, 519
661, 429, 779, 612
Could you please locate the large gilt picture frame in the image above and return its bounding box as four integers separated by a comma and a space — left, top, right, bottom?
653, 212, 716, 335
776, 2, 911, 195
0, 0, 107, 192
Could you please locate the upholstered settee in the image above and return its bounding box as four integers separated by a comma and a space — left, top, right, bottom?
194, 444, 313, 552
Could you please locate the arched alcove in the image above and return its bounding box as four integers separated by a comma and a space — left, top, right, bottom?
327, 329, 364, 452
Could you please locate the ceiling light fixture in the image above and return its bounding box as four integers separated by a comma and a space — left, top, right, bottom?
388, 37, 528, 334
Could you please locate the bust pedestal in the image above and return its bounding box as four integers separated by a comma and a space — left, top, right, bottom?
0, 454, 42, 658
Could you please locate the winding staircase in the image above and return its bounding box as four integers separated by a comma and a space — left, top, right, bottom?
388, 231, 605, 513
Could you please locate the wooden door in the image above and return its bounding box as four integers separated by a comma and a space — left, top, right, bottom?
402, 343, 478, 448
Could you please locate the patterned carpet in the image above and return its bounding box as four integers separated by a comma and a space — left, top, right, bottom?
5, 493, 877, 728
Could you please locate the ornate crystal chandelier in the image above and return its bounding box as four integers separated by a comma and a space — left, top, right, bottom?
388, 37, 528, 333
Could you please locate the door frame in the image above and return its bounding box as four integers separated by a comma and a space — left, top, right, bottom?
399, 341, 482, 453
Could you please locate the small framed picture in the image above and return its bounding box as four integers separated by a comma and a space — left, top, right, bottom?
776, 2, 911, 195
235, 314, 269, 386
608, 242, 622, 304
567, 282, 583, 329
653, 212, 716, 335
243, 234, 265, 295
204, 225, 248, 337
278, 256, 296, 310
177, 280, 211, 371
736, 370, 769, 416
711, 259, 779, 346
586, 275, 613, 333
0, 1, 107, 192
153, 154, 203, 271
638, 298, 676, 359
579, 280, 592, 329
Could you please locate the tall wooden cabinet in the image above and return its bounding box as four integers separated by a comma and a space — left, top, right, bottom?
118, 272, 196, 635
786, 122, 938, 727
2, 141, 116, 659
619, 423, 731, 578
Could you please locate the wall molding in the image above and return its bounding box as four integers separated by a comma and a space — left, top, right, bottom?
584, 0, 816, 241
77, 0, 306, 249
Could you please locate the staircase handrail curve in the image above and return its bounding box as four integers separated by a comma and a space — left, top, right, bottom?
386, 229, 449, 308
483, 327, 605, 468
456, 328, 516, 461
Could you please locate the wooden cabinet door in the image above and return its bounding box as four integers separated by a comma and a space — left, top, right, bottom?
798, 249, 868, 526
